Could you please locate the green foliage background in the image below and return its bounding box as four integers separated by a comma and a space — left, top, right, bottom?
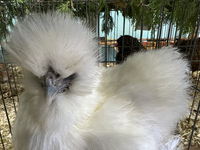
0, 0, 199, 41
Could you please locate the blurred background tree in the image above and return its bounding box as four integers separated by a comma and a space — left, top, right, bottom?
0, 0, 198, 41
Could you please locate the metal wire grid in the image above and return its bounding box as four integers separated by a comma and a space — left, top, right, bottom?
0, 0, 199, 150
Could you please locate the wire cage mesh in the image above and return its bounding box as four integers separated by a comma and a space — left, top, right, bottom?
0, 0, 200, 149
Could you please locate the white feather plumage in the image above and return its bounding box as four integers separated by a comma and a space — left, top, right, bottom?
4, 13, 190, 150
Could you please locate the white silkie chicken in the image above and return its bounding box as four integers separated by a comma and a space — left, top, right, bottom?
4, 13, 190, 150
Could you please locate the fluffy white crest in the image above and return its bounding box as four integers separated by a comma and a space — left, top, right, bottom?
5, 13, 98, 77
4, 13, 100, 95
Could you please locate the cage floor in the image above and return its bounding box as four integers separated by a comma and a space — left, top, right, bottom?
0, 97, 18, 150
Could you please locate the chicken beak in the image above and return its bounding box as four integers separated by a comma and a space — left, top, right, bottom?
46, 83, 58, 105
45, 73, 77, 105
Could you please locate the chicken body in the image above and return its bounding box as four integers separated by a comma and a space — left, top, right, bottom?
4, 13, 190, 150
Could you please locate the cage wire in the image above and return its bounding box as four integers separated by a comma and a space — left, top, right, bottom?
0, 0, 200, 150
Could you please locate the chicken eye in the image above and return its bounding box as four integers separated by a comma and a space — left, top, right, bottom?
38, 77, 45, 87
58, 87, 69, 93
56, 73, 60, 78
